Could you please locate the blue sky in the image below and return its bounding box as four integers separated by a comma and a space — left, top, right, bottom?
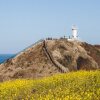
0, 0, 100, 53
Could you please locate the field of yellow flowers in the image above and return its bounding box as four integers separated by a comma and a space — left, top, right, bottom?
0, 70, 100, 100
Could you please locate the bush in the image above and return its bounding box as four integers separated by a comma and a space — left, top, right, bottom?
0, 70, 100, 100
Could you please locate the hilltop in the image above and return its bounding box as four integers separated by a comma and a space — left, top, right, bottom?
0, 39, 100, 82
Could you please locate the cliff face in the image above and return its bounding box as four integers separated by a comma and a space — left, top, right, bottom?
0, 39, 100, 82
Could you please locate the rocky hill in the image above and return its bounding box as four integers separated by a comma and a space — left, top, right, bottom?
0, 39, 100, 82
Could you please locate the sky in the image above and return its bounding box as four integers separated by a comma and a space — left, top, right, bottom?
0, 0, 100, 54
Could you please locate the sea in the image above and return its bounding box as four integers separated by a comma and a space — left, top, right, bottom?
0, 54, 16, 64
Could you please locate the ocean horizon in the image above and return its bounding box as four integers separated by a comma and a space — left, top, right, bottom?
0, 54, 15, 64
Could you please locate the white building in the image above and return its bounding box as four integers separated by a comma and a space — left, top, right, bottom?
68, 25, 78, 41
72, 25, 78, 40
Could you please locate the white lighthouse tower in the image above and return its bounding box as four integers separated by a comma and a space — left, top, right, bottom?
72, 25, 78, 40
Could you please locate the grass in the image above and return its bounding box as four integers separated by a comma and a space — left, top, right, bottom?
0, 70, 100, 100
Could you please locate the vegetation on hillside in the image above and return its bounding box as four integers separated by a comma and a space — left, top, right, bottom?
0, 70, 100, 100
0, 40, 100, 82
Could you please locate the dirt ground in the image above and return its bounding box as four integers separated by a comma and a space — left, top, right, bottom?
0, 39, 100, 82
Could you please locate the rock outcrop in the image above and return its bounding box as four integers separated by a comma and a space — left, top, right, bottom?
0, 39, 100, 82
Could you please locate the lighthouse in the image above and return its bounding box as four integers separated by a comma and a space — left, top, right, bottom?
72, 25, 78, 40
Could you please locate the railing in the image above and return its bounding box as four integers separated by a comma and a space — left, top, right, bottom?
16, 39, 44, 55
0, 39, 44, 64
43, 40, 68, 73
